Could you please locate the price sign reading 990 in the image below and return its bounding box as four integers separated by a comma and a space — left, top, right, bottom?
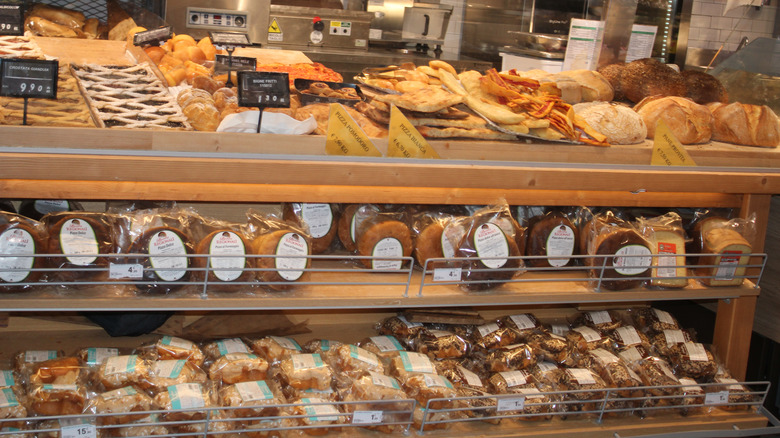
0, 4, 23, 36
0, 59, 59, 99
237, 71, 290, 109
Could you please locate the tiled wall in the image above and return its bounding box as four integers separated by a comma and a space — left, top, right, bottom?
440, 0, 466, 56
687, 0, 776, 51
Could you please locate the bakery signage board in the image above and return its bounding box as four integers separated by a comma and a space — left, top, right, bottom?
650, 119, 697, 166
238, 71, 290, 108
133, 26, 173, 46
388, 105, 440, 159
209, 31, 250, 48
215, 54, 257, 73
0, 3, 23, 36
0, 58, 58, 99
325, 103, 382, 157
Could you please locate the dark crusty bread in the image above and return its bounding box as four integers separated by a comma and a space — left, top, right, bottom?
597, 63, 626, 101
620, 58, 686, 103
682, 70, 728, 105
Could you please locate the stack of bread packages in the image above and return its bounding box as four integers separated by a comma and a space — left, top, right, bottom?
687, 214, 755, 287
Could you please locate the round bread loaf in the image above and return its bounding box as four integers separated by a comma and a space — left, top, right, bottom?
588, 227, 652, 291
620, 58, 686, 103
707, 102, 780, 148
128, 226, 194, 294
282, 203, 338, 254
634, 96, 713, 144
0, 218, 46, 290
194, 229, 254, 291
597, 63, 626, 101
457, 219, 522, 291
682, 70, 728, 104
526, 212, 579, 268
356, 217, 413, 270
46, 213, 114, 282
337, 204, 361, 252
252, 229, 311, 291
573, 102, 647, 145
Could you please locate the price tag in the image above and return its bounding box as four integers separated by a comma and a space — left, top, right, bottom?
109, 263, 144, 279
238, 71, 290, 108
497, 396, 525, 412
61, 424, 97, 438
0, 3, 23, 36
351, 410, 383, 424
704, 391, 729, 405
433, 267, 461, 282
387, 105, 440, 159
325, 103, 382, 157
650, 119, 697, 166
209, 31, 250, 47
215, 54, 257, 72
0, 59, 58, 99
133, 26, 173, 46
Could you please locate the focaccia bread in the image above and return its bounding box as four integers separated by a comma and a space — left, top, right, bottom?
209, 353, 269, 385
88, 386, 155, 425
282, 203, 339, 254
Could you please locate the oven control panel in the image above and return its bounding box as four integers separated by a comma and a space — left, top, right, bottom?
186, 7, 249, 31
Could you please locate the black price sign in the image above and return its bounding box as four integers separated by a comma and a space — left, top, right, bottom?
215, 54, 257, 72
0, 3, 23, 36
0, 59, 58, 99
238, 71, 290, 108
133, 26, 173, 46
209, 31, 250, 48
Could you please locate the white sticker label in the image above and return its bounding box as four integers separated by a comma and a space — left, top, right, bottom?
168, 383, 205, 410
546, 224, 575, 267
369, 371, 400, 389
292, 354, 324, 370
109, 263, 143, 279
161, 336, 194, 350
715, 251, 743, 280
509, 314, 536, 330
352, 410, 383, 424
399, 351, 434, 374
302, 398, 339, 422
619, 347, 644, 363
567, 368, 596, 385
458, 366, 483, 388
104, 355, 137, 376
208, 231, 246, 282
369, 335, 404, 352
423, 373, 452, 389
24, 350, 57, 363
613, 244, 652, 275
536, 362, 558, 373
653, 309, 675, 325
497, 396, 525, 412
472, 223, 509, 268
349, 345, 379, 367
275, 232, 308, 281
298, 204, 333, 239
0, 370, 14, 387
573, 326, 601, 343
477, 323, 500, 338
34, 200, 69, 214
217, 338, 249, 356
717, 377, 744, 391
61, 424, 97, 438
0, 228, 36, 282
433, 267, 461, 282
86, 348, 119, 366
148, 231, 188, 282
500, 370, 528, 387
705, 391, 729, 405
664, 330, 686, 345
270, 336, 301, 351
0, 388, 19, 408
587, 310, 612, 325
614, 327, 642, 346
656, 241, 679, 278
371, 237, 403, 270
368, 28, 382, 39
235, 380, 274, 402
590, 348, 619, 365
551, 324, 568, 337
153, 360, 186, 379
683, 342, 709, 362
59, 219, 99, 265
678, 377, 704, 393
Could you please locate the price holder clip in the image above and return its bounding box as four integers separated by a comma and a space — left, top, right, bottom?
132, 26, 173, 47
0, 3, 24, 36
0, 58, 59, 125
238, 71, 290, 133
209, 31, 250, 87
215, 54, 257, 74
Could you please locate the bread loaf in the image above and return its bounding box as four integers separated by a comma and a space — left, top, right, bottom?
572, 102, 647, 145
682, 70, 728, 104
526, 211, 578, 268
45, 212, 115, 282
193, 229, 254, 291
252, 228, 311, 291
638, 213, 688, 288
586, 215, 652, 291
457, 219, 522, 291
355, 211, 413, 270
128, 226, 194, 294
620, 58, 687, 103
597, 63, 626, 101
282, 203, 338, 254
695, 227, 751, 286
634, 96, 713, 144
0, 214, 47, 291
707, 102, 780, 148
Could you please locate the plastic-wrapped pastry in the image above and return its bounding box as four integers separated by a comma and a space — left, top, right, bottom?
525, 210, 579, 269
530, 361, 565, 387
566, 326, 612, 352
110, 414, 170, 437
583, 349, 643, 398
617, 344, 654, 365
668, 342, 718, 381
484, 344, 537, 372
153, 336, 205, 367
356, 336, 406, 366
329, 344, 384, 377
143, 359, 207, 394
0, 386, 27, 429
434, 360, 486, 391
376, 316, 424, 349
97, 355, 149, 391
585, 213, 652, 291
218, 380, 285, 417
153, 382, 214, 421
28, 357, 84, 386
389, 352, 435, 383
87, 386, 155, 425
278, 354, 333, 391
628, 356, 681, 402
415, 329, 470, 360
175, 409, 235, 437
126, 225, 195, 295
77, 347, 120, 368
557, 368, 608, 412
650, 329, 696, 358
239, 412, 297, 438
610, 326, 653, 354
301, 339, 343, 365
250, 224, 312, 291
573, 310, 623, 332
193, 227, 255, 292
487, 370, 536, 394
678, 377, 705, 416
13, 350, 62, 378
29, 383, 87, 416
631, 307, 680, 333
471, 321, 518, 351
250, 336, 303, 364
0, 213, 47, 291
340, 371, 410, 434
43, 212, 117, 282
712, 376, 755, 410
526, 331, 573, 366
402, 373, 457, 410
499, 313, 541, 342
203, 337, 252, 361
209, 353, 269, 385
455, 386, 500, 424
289, 397, 345, 435
354, 208, 413, 270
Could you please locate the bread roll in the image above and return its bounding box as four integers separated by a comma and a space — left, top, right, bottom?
621, 58, 686, 103
682, 70, 728, 104
634, 96, 713, 144
707, 102, 780, 148
573, 102, 647, 145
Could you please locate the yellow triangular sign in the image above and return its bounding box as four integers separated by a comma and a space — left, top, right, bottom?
268, 18, 282, 33
651, 119, 697, 166
387, 105, 440, 159
325, 103, 382, 157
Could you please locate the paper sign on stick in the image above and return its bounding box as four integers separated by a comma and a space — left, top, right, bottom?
387, 105, 440, 159
325, 103, 382, 157
651, 119, 697, 166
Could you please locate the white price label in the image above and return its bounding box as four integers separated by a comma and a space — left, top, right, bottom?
61, 424, 97, 438
497, 397, 525, 412
352, 410, 383, 424
705, 391, 729, 405
109, 263, 143, 279
433, 267, 461, 282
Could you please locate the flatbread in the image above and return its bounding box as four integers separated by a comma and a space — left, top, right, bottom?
355, 101, 390, 125
417, 126, 517, 140
408, 113, 488, 129
372, 86, 463, 113
295, 103, 388, 138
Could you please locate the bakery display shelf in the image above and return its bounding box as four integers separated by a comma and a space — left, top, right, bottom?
0, 253, 764, 311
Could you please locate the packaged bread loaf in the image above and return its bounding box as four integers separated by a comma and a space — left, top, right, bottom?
525, 210, 579, 268
43, 212, 116, 283
353, 207, 413, 270
631, 307, 680, 333
328, 344, 385, 377
455, 205, 523, 291
77, 347, 120, 369
282, 203, 339, 254
566, 326, 611, 352
677, 377, 706, 416
583, 348, 643, 398
651, 328, 696, 358
250, 336, 303, 364
28, 357, 85, 386
573, 310, 623, 332
707, 102, 780, 148
389, 351, 436, 383
289, 396, 345, 435
209, 352, 269, 385
668, 342, 718, 381
203, 337, 252, 361
377, 315, 425, 349
712, 375, 755, 410
0, 213, 47, 291
356, 335, 406, 366
693, 217, 753, 287
191, 218, 255, 292
410, 208, 470, 269
87, 386, 156, 425
484, 344, 537, 372
278, 354, 334, 391
246, 212, 312, 291
153, 382, 214, 422
152, 336, 205, 367
585, 213, 653, 290
218, 379, 286, 417
97, 354, 149, 391
487, 370, 536, 394
337, 204, 373, 252
403, 373, 457, 410
557, 368, 608, 413
638, 212, 688, 288
28, 382, 88, 416
415, 329, 470, 360
470, 321, 518, 351
499, 313, 541, 342
340, 371, 410, 434
610, 325, 653, 354
526, 331, 573, 365
628, 356, 681, 401
0, 385, 27, 429
142, 359, 207, 394
687, 214, 730, 265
